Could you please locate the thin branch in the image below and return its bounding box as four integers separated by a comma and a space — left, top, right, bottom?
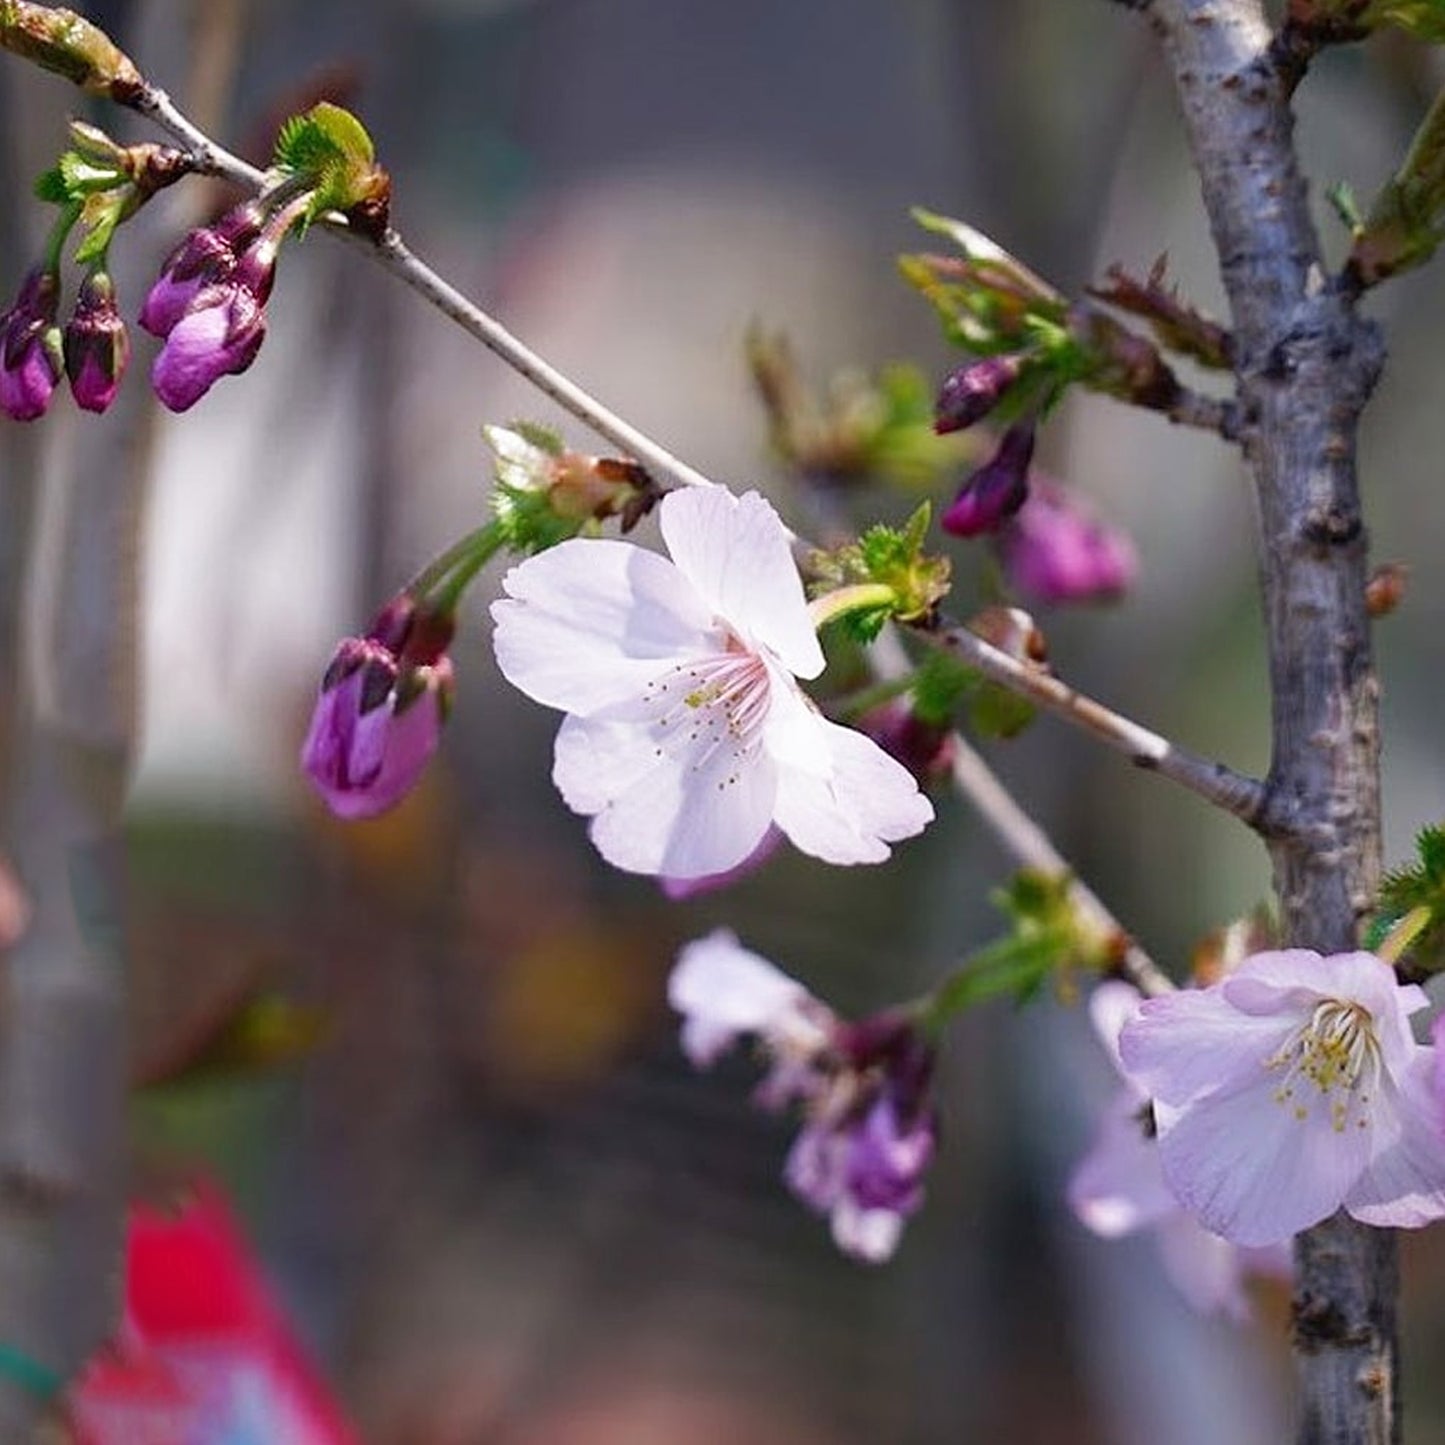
1165, 385, 1240, 438
121, 80, 1275, 846
922, 618, 1271, 829
869, 628, 1174, 998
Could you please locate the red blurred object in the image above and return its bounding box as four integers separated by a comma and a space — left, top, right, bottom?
70, 1184, 359, 1444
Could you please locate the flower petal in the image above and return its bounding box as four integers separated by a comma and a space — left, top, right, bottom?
553, 708, 778, 878
1090, 980, 1144, 1079
668, 929, 818, 1067
1153, 1069, 1376, 1245
1347, 1052, 1445, 1229
492, 538, 715, 715
1152, 1215, 1255, 1322
1120, 989, 1298, 1107
768, 692, 933, 866
830, 1197, 904, 1264
658, 487, 823, 678
1068, 1090, 1176, 1238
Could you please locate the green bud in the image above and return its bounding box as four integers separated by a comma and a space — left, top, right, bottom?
0, 2, 142, 100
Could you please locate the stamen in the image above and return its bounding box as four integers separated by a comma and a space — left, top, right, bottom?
641, 640, 773, 786
1266, 1000, 1380, 1133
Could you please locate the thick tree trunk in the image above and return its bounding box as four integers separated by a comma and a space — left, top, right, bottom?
1147, 2, 1391, 1440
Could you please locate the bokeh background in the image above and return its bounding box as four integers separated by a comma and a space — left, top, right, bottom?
4, 1, 1445, 1440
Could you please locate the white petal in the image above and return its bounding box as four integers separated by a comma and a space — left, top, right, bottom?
491, 538, 715, 715
553, 709, 778, 878
1154, 1071, 1377, 1246
830, 1197, 904, 1263
1347, 1053, 1445, 1229
659, 487, 824, 679
1152, 1215, 1254, 1322
668, 930, 817, 1066
1120, 989, 1298, 1107
1067, 1091, 1176, 1238
768, 697, 933, 866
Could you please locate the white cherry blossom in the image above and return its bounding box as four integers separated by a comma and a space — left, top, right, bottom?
1119, 950, 1445, 1247
491, 485, 933, 879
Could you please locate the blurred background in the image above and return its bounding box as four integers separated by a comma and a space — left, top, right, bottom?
5, 1, 1445, 1440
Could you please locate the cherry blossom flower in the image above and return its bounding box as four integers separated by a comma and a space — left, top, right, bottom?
669, 930, 937, 1262
1069, 981, 1289, 1319
933, 354, 1024, 434
70, 1185, 358, 1444
491, 485, 933, 880
301, 593, 453, 820
1119, 950, 1445, 1247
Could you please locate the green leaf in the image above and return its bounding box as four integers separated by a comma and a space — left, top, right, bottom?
1366, 824, 1445, 973
57, 149, 122, 196
509, 419, 565, 456
967, 682, 1036, 740
308, 101, 375, 165
273, 103, 385, 231
909, 651, 976, 727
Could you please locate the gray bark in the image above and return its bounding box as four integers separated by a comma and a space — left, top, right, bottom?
1145, 1, 1392, 1441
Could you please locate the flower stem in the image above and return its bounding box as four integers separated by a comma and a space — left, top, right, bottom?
42, 200, 81, 271
411, 518, 508, 614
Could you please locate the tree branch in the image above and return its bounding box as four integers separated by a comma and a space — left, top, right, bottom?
869, 628, 1175, 999
923, 619, 1271, 829
1143, 0, 1392, 1440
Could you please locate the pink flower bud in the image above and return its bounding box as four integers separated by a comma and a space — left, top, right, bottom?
940, 424, 1034, 537
859, 702, 955, 785
139, 204, 262, 338
64, 270, 130, 413
151, 283, 266, 412
301, 596, 455, 820
934, 354, 1024, 434
995, 480, 1138, 605
0, 267, 64, 421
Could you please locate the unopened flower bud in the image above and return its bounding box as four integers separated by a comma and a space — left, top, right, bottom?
64, 270, 129, 413
934, 354, 1024, 434
140, 204, 262, 338
302, 593, 455, 820
0, 266, 64, 421
859, 702, 955, 785
940, 424, 1034, 537
151, 285, 266, 413
995, 481, 1137, 605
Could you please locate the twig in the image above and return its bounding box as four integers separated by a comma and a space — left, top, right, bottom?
923, 619, 1271, 830
1166, 386, 1240, 438
119, 82, 1277, 841
869, 627, 1174, 998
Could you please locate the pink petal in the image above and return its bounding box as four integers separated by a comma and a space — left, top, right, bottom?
1089, 980, 1144, 1079
1068, 1090, 1176, 1238
1154, 1070, 1376, 1246
1347, 1054, 1445, 1229
1120, 989, 1297, 1107
658, 487, 824, 679
1152, 1215, 1255, 1322
492, 538, 715, 715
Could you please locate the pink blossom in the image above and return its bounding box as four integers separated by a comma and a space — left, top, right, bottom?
1119, 950, 1445, 1246
301, 595, 453, 820
1069, 981, 1289, 1319
670, 930, 937, 1262
63, 270, 129, 414
491, 486, 933, 880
